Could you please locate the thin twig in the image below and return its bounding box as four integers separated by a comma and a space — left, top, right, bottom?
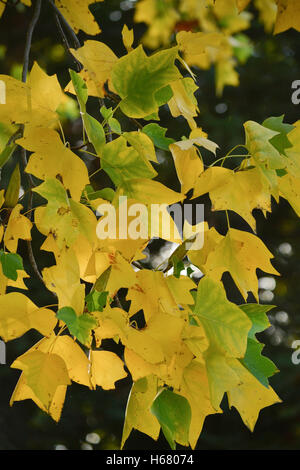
19, 0, 55, 292
53, 11, 82, 72
47, 0, 81, 50
22, 0, 41, 83
114, 294, 123, 310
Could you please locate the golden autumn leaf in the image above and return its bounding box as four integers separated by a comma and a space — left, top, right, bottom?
94, 306, 165, 364
54, 0, 102, 35
10, 373, 67, 422
36, 334, 91, 387
203, 228, 280, 301
121, 375, 160, 448
227, 358, 281, 431
42, 248, 85, 315
90, 350, 127, 390
274, 0, 300, 34
192, 167, 271, 231
179, 360, 217, 449
122, 24, 134, 52
0, 292, 56, 341
33, 179, 97, 249
17, 127, 90, 202
4, 204, 32, 253
66, 40, 118, 98
11, 351, 71, 411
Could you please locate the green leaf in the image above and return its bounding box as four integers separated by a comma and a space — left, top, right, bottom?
88, 187, 115, 202
0, 250, 23, 281
86, 291, 108, 312
5, 163, 20, 208
102, 136, 157, 186
100, 105, 113, 120
69, 69, 88, 111
70, 69, 105, 155
108, 116, 121, 134
240, 338, 278, 388
239, 303, 278, 387
111, 45, 180, 118
165, 233, 197, 272
94, 266, 112, 293
233, 34, 254, 64
143, 123, 175, 151
83, 112, 106, 155
244, 120, 287, 169
262, 115, 294, 156
57, 306, 98, 346
154, 84, 173, 106
239, 303, 275, 340
172, 256, 185, 278
0, 142, 16, 169
150, 389, 191, 449
193, 277, 251, 357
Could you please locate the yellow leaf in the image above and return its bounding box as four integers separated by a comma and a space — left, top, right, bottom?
170, 141, 204, 194
134, 0, 179, 49
0, 76, 30, 126
227, 358, 281, 431
42, 248, 85, 315
54, 0, 102, 35
0, 63, 64, 129
90, 350, 127, 390
127, 270, 188, 322
203, 228, 279, 301
124, 347, 163, 381
11, 350, 71, 411
94, 306, 165, 364
0, 292, 56, 341
122, 25, 134, 51
177, 31, 223, 68
10, 373, 66, 422
168, 77, 199, 129
193, 167, 271, 231
274, 0, 300, 34
121, 375, 160, 448
66, 40, 118, 98
17, 127, 90, 202
36, 334, 91, 387
254, 0, 277, 32
278, 173, 300, 216
179, 360, 217, 449
4, 204, 32, 253
0, 3, 5, 18
27, 61, 65, 128
216, 58, 239, 96
187, 222, 224, 273
34, 179, 97, 249
182, 319, 209, 359
119, 178, 185, 205
204, 351, 241, 410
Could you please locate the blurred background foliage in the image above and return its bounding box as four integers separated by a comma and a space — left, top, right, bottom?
0, 0, 300, 450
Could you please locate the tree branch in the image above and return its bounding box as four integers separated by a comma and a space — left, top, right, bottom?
21, 0, 41, 83
48, 0, 81, 50
53, 11, 82, 72
19, 0, 56, 294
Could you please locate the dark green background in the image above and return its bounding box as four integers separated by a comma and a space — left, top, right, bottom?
0, 0, 300, 450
